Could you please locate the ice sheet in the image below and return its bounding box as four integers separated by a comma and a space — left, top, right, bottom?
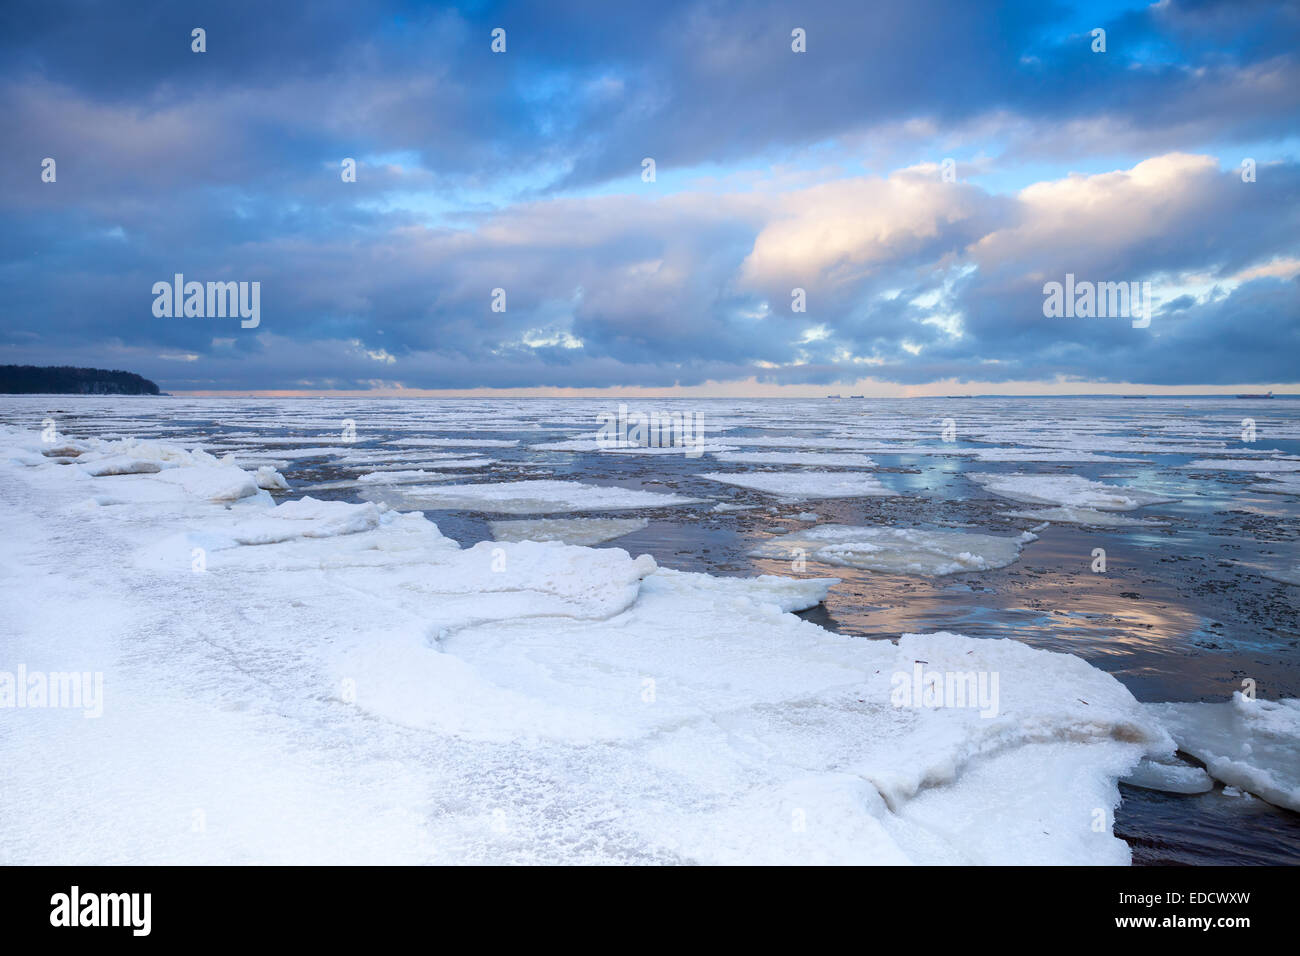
0, 422, 1185, 864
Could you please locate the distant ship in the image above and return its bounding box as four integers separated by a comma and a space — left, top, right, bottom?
1235, 390, 1274, 399
826, 394, 842, 399
849, 394, 865, 399
1121, 395, 1148, 399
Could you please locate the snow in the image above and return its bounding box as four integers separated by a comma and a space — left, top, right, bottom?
969, 473, 1176, 511
381, 479, 705, 513
752, 525, 1033, 575
698, 470, 898, 499
0, 419, 1212, 865
491, 517, 649, 546
1146, 694, 1300, 811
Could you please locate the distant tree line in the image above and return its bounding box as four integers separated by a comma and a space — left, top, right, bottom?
0, 365, 161, 395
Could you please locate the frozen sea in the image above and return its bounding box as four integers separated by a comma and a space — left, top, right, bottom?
1, 394, 1297, 864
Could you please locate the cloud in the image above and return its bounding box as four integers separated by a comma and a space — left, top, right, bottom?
2, 1, 1297, 391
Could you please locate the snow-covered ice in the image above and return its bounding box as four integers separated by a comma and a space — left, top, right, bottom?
0, 421, 1183, 864
1146, 694, 1300, 811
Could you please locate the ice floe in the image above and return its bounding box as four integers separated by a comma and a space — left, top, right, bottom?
751, 524, 1034, 575
1182, 458, 1300, 472
254, 465, 290, 491
710, 451, 878, 467
698, 470, 898, 499
997, 507, 1165, 528
969, 473, 1176, 511
970, 448, 1149, 464
1121, 757, 1215, 794
1249, 473, 1300, 495
389, 438, 520, 447
1262, 565, 1300, 587
1146, 694, 1300, 811
384, 479, 705, 513
490, 517, 649, 546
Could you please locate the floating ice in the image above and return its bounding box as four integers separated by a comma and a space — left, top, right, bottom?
1248, 473, 1300, 495
1146, 694, 1300, 811
530, 436, 735, 454
970, 448, 1149, 464
389, 438, 519, 447
752, 524, 1033, 575
969, 473, 1176, 511
1183, 458, 1300, 473
1262, 565, 1300, 587
491, 517, 649, 546
385, 479, 705, 513
710, 451, 878, 467
1121, 757, 1214, 794
698, 471, 897, 499
357, 458, 493, 471
998, 507, 1165, 528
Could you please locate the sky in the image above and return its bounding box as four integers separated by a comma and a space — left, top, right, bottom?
1, 0, 1298, 396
